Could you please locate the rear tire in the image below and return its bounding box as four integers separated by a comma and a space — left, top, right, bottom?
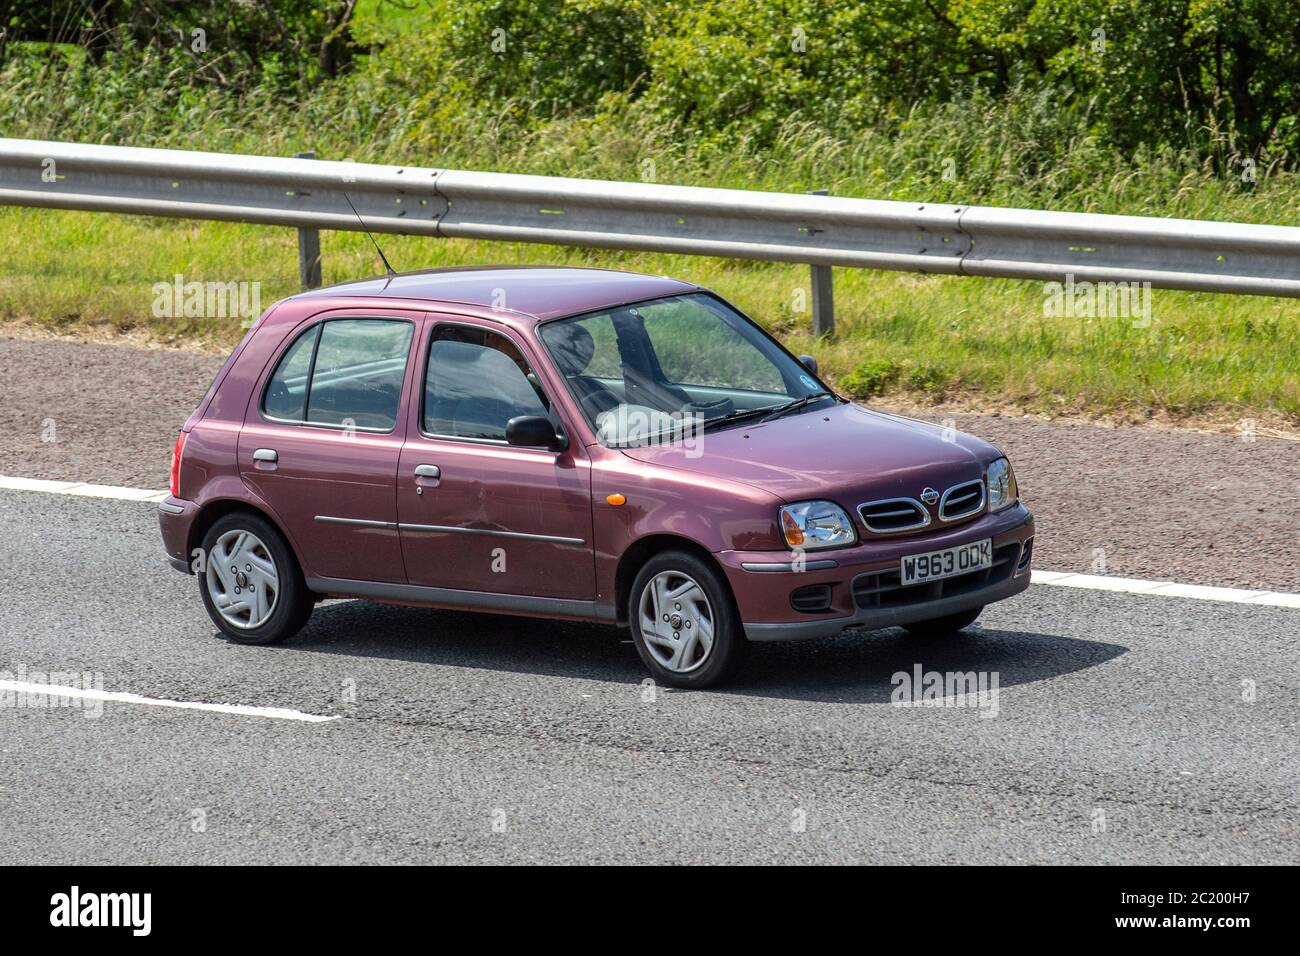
902, 606, 983, 639
628, 550, 747, 689
198, 512, 313, 646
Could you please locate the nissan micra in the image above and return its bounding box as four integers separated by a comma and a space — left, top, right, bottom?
159, 267, 1033, 687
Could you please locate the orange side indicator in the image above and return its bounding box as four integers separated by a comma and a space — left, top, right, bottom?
781, 508, 805, 547
606, 493, 627, 506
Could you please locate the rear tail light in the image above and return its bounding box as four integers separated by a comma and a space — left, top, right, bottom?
169, 431, 188, 498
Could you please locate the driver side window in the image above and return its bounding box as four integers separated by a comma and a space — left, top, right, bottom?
422, 325, 549, 442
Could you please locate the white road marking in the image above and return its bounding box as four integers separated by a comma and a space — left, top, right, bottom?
0, 680, 340, 723
1029, 570, 1300, 608
0, 474, 168, 501
2, 474, 1296, 610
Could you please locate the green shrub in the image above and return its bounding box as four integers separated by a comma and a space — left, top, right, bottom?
433, 0, 648, 116
7, 0, 1300, 163
903, 363, 951, 393
839, 358, 902, 398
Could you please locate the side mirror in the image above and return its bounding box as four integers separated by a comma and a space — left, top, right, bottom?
798, 354, 818, 374
506, 415, 563, 449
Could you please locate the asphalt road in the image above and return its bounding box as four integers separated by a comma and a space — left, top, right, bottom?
1, 489, 1295, 864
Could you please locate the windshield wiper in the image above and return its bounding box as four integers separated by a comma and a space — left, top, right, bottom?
758, 392, 833, 422
700, 406, 773, 432
700, 393, 833, 433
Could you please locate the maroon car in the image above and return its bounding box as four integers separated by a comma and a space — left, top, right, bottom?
159, 267, 1033, 687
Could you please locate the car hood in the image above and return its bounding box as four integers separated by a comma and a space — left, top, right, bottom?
618, 401, 1002, 505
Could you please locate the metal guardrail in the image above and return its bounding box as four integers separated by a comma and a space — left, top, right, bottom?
3, 137, 1300, 336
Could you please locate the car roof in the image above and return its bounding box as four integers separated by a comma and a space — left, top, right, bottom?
290, 266, 699, 321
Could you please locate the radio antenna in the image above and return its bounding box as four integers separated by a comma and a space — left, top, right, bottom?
342, 192, 397, 277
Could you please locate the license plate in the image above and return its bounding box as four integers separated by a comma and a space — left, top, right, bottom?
900, 539, 992, 585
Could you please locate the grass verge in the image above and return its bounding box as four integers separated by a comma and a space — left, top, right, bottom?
2, 206, 1297, 430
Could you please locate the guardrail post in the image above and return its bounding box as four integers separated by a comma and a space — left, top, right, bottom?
809, 188, 834, 338
294, 151, 322, 289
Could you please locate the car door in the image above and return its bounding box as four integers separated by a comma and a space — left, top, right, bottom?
239, 311, 420, 584
397, 317, 595, 600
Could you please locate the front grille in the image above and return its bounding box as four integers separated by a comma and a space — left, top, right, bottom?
852, 543, 1021, 611
858, 498, 930, 534
938, 479, 985, 522
859, 477, 986, 537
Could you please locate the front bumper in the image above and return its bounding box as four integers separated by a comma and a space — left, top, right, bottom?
718, 504, 1034, 642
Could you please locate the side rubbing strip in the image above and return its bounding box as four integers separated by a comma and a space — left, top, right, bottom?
314, 516, 585, 545
398, 523, 585, 546
315, 516, 398, 529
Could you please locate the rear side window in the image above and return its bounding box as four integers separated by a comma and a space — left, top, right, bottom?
423, 325, 549, 441
263, 325, 318, 421
307, 320, 413, 429
262, 318, 413, 431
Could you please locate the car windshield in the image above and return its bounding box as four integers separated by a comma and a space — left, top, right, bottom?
539, 292, 832, 447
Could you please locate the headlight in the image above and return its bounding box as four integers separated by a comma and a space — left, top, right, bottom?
986, 457, 1019, 512
779, 500, 857, 550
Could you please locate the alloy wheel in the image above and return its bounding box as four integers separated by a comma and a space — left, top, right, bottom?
205, 529, 280, 629
637, 570, 715, 673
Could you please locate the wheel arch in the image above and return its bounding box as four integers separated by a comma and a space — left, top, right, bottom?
187, 498, 299, 571
613, 533, 732, 627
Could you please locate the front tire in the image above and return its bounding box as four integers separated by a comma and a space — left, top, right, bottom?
198, 512, 313, 646
628, 550, 747, 689
902, 606, 983, 639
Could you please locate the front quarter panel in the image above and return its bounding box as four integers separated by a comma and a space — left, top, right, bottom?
590, 448, 783, 608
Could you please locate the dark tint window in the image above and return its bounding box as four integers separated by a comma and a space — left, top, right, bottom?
263, 325, 319, 421
262, 319, 412, 431
307, 320, 413, 430
423, 326, 549, 441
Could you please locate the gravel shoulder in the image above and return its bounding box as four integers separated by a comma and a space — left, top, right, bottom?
1, 333, 1296, 590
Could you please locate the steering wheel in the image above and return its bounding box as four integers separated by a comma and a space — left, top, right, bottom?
578, 384, 620, 417
683, 397, 735, 418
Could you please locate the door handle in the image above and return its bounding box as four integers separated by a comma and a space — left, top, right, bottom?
253, 448, 278, 463
413, 464, 440, 479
